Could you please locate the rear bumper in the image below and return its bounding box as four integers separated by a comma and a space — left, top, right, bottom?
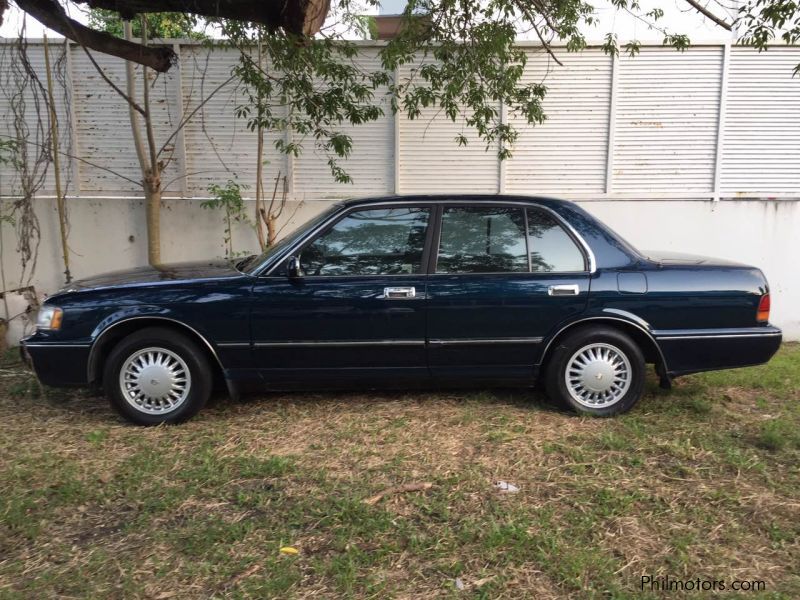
21, 340, 91, 387
654, 326, 782, 376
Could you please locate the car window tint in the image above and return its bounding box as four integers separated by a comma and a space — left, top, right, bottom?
437, 207, 528, 273
300, 208, 430, 276
527, 208, 586, 272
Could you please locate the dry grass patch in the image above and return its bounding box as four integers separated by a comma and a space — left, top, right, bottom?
1, 346, 799, 598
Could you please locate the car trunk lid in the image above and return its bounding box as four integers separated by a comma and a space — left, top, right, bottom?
643, 251, 750, 268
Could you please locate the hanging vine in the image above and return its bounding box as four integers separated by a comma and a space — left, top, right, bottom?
0, 29, 53, 288
43, 34, 72, 283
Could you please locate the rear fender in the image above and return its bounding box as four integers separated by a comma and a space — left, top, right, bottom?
538, 309, 668, 374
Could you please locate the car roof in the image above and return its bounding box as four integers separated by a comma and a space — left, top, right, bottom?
340, 194, 575, 210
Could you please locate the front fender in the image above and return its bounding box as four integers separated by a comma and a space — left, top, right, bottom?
86, 308, 224, 384
88, 305, 208, 340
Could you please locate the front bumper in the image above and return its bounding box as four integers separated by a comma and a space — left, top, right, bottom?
21, 339, 91, 387
655, 325, 783, 376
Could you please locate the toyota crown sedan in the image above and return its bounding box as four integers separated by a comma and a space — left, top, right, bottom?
22, 195, 781, 425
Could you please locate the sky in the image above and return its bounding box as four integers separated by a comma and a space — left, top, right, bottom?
0, 0, 733, 43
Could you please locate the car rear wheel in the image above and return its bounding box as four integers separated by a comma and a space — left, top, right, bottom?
544, 325, 645, 416
104, 327, 212, 425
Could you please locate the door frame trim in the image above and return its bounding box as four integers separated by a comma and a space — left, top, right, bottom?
430, 203, 592, 275
256, 200, 596, 277
260, 202, 437, 278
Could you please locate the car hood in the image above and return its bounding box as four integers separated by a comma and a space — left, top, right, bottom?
63, 259, 243, 291
644, 250, 749, 268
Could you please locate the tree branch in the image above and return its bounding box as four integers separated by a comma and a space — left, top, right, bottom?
75, 0, 331, 37
531, 20, 563, 66
139, 16, 159, 170
157, 73, 237, 158
511, 1, 564, 66
15, 0, 331, 72
683, 0, 733, 30
15, 0, 176, 72
123, 20, 149, 179
0, 134, 143, 186
78, 43, 147, 115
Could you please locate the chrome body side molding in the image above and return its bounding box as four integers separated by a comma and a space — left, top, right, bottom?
428, 337, 544, 346
23, 342, 92, 348
654, 327, 783, 340
253, 339, 426, 348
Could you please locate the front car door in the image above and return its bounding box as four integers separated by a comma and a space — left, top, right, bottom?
427, 203, 591, 381
250, 204, 433, 387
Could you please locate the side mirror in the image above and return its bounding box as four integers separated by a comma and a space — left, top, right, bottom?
287, 256, 302, 279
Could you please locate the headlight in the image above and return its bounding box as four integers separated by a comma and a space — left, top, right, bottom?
36, 306, 63, 330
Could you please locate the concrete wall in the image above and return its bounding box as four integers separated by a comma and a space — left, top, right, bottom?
2, 197, 796, 344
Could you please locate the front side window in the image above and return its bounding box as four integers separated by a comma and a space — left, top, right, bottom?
437, 207, 528, 274
527, 209, 586, 272
299, 207, 430, 276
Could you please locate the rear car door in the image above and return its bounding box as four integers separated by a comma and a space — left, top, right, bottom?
427, 204, 591, 381
250, 205, 433, 386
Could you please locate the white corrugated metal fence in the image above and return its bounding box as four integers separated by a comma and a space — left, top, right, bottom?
2, 41, 799, 202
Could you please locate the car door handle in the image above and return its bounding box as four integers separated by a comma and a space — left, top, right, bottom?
548, 284, 580, 296
380, 286, 416, 299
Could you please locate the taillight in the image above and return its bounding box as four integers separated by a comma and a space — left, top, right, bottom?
757, 293, 770, 323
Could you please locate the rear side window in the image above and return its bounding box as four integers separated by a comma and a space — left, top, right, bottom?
527, 208, 586, 272
437, 207, 528, 274
299, 207, 430, 276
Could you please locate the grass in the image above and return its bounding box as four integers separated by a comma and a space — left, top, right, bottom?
1, 346, 799, 598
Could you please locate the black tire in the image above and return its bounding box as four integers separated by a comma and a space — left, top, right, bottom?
544, 325, 645, 417
103, 326, 212, 425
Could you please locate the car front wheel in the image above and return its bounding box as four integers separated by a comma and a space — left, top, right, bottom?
545, 325, 645, 416
104, 327, 212, 425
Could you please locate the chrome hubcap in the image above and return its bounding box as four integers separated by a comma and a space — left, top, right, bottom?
565, 342, 631, 408
119, 347, 191, 415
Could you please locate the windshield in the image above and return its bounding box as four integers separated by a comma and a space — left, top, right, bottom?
240, 205, 341, 274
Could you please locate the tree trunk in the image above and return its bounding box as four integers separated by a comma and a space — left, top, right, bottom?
267, 216, 277, 247
144, 171, 161, 266
255, 125, 266, 250
124, 19, 162, 266
253, 38, 267, 250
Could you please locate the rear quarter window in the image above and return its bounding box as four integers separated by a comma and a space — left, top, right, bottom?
527, 208, 586, 272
